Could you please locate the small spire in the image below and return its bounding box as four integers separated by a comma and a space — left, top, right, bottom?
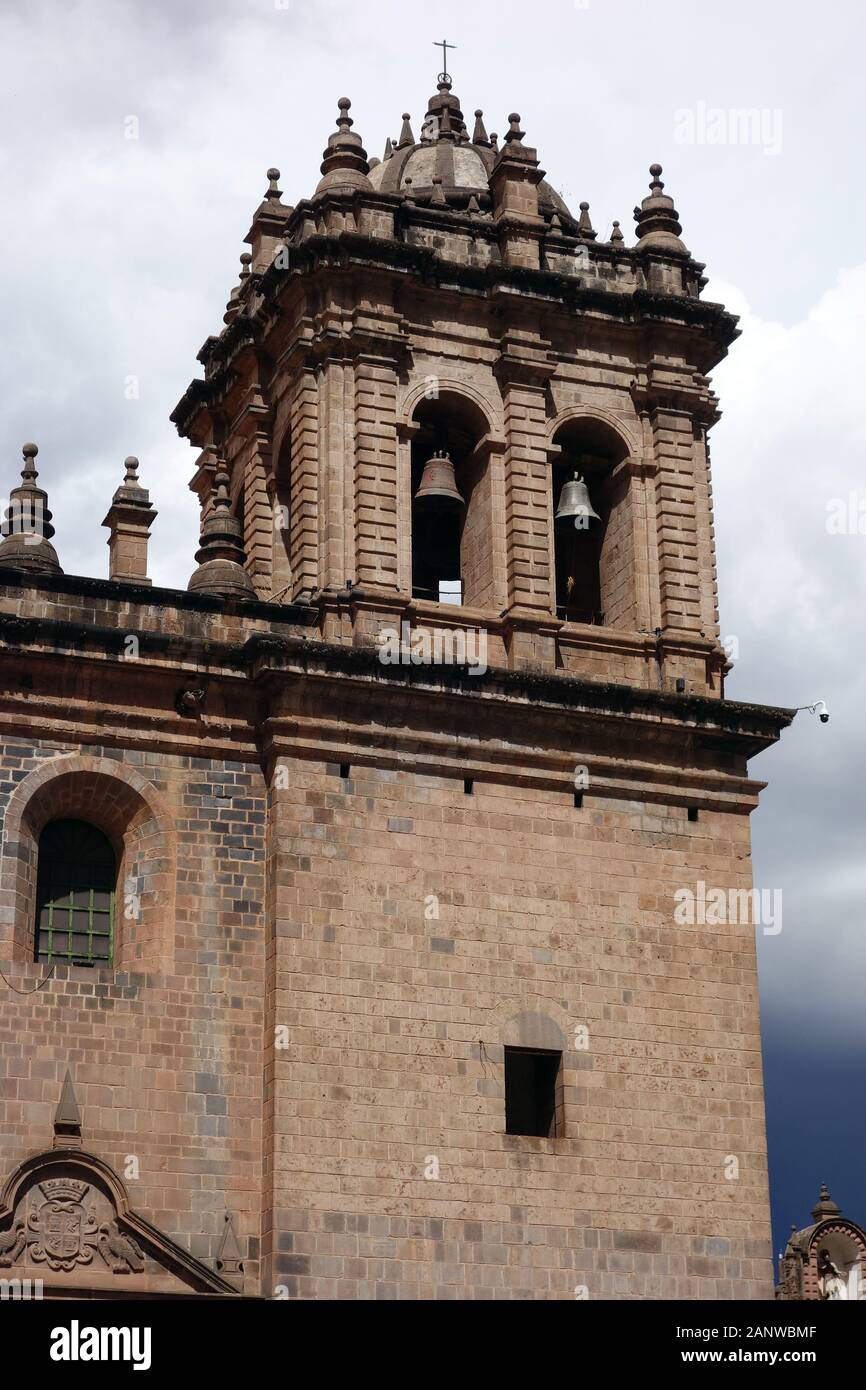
316, 97, 371, 194
610, 219, 624, 246
489, 132, 499, 152
811, 1182, 842, 1222
431, 176, 447, 206
398, 113, 414, 147
467, 193, 480, 214
549, 211, 562, 234
577, 201, 597, 240
0, 442, 62, 575
505, 113, 524, 145
634, 162, 687, 253
403, 176, 415, 206
188, 456, 255, 599
54, 1069, 82, 1148
102, 456, 157, 584
472, 109, 490, 146
239, 251, 252, 283
383, 136, 393, 160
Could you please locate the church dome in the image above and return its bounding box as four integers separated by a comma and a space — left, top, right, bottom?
367, 79, 572, 220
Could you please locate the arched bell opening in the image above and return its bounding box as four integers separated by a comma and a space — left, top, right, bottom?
410, 393, 491, 607
270, 430, 292, 598
550, 417, 631, 626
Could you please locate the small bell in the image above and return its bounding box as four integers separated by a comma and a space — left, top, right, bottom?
414, 450, 463, 510
554, 472, 600, 527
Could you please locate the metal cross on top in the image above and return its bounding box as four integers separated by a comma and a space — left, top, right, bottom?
434, 38, 456, 84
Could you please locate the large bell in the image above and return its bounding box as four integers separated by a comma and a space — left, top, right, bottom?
554, 471, 601, 527
414, 450, 464, 510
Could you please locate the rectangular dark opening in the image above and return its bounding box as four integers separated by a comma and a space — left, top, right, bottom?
463, 778, 474, 795
688, 806, 699, 822
339, 763, 351, 780
504, 1046, 562, 1137
574, 791, 583, 809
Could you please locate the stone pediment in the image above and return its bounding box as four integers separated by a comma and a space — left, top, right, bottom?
0, 1148, 241, 1298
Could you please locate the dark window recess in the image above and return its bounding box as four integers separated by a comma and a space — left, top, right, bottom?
688, 806, 699, 822
34, 819, 116, 967
504, 1046, 562, 1137
463, 778, 474, 795
574, 791, 584, 809
339, 763, 351, 780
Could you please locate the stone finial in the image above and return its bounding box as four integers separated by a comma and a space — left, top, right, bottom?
610, 219, 624, 246
0, 442, 63, 575
101, 456, 157, 585
489, 132, 499, 152
577, 201, 597, 240
398, 113, 414, 147
431, 175, 447, 206
54, 1069, 82, 1149
223, 275, 242, 326
383, 136, 393, 161
403, 176, 415, 207
467, 193, 480, 214
224, 253, 254, 324
633, 162, 687, 253
244, 168, 292, 272
505, 112, 525, 145
188, 458, 255, 599
316, 97, 372, 194
472, 109, 490, 146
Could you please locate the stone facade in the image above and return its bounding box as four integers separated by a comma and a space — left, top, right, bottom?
0, 72, 791, 1299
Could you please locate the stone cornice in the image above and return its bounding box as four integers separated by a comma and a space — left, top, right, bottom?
171, 232, 740, 437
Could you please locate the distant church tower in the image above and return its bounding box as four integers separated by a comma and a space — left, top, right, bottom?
777, 1186, 866, 1299
0, 64, 791, 1300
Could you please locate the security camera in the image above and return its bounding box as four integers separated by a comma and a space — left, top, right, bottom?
795, 699, 829, 724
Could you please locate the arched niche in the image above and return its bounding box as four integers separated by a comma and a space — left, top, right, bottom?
549, 415, 635, 628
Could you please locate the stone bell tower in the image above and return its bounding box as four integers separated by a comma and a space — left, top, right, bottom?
168, 66, 793, 1300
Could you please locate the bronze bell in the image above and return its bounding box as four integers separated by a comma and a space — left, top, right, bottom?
554, 471, 601, 527
414, 450, 463, 510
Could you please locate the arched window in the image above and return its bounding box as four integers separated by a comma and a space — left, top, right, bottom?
34, 820, 117, 966
550, 418, 631, 627
410, 393, 492, 608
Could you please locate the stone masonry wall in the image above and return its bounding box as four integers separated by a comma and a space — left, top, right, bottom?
266, 755, 774, 1300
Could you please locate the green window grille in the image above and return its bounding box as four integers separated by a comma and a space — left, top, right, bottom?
34, 819, 116, 966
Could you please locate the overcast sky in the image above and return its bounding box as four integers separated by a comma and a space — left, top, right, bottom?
1, 0, 864, 1259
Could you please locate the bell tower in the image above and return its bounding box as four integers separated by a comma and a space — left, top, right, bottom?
173, 79, 731, 694
169, 69, 791, 1301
